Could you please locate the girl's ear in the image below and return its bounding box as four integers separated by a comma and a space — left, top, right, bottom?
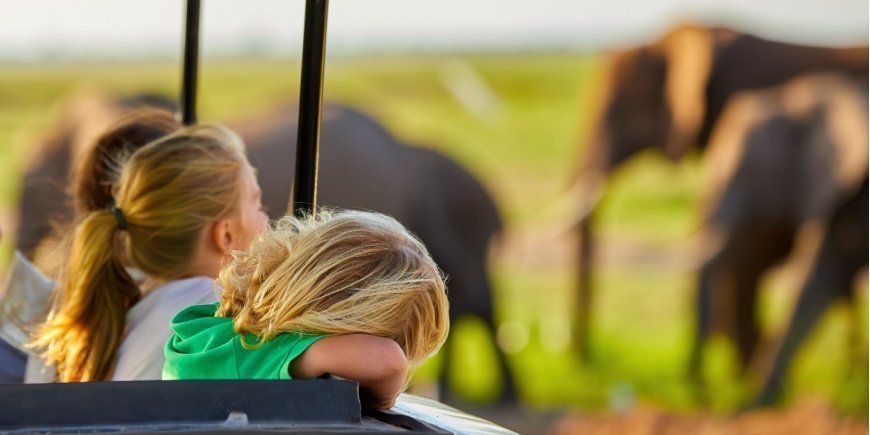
211, 219, 235, 256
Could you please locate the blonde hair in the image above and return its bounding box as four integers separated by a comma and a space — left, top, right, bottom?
32, 123, 250, 382
216, 210, 450, 368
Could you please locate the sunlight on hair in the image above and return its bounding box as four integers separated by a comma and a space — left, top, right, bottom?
217, 209, 450, 368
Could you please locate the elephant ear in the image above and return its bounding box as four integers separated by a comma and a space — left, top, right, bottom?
816, 78, 868, 217
661, 25, 714, 160
824, 82, 868, 192
783, 74, 868, 220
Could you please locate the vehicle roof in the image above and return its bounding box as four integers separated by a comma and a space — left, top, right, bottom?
0, 379, 515, 434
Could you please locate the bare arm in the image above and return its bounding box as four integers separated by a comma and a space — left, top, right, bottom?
290, 334, 408, 409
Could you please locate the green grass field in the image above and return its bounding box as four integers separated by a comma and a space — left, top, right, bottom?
0, 54, 866, 417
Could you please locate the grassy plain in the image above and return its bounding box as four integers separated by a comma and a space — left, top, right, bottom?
0, 54, 865, 416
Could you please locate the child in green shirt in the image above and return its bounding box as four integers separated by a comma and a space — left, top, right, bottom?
164, 210, 450, 409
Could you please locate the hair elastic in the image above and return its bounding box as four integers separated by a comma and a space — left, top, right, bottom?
110, 206, 128, 231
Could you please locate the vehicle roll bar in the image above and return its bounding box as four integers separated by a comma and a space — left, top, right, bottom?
180, 0, 200, 126
289, 0, 329, 216
180, 0, 328, 216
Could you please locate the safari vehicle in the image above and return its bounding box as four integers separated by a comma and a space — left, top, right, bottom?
0, 1, 515, 433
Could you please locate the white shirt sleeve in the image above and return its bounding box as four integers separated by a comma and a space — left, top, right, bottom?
0, 250, 55, 354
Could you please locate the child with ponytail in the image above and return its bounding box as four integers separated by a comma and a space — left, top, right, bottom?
30, 123, 269, 382
1, 108, 182, 382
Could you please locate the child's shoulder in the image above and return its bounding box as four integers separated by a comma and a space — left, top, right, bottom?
234, 331, 329, 380
163, 303, 238, 380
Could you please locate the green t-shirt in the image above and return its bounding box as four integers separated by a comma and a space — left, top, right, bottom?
163, 303, 327, 380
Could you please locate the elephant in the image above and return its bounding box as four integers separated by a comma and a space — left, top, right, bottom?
691, 73, 868, 405
567, 22, 868, 360
233, 104, 517, 401
12, 94, 517, 403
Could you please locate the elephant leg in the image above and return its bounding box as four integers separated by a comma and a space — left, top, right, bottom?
436, 315, 518, 406
751, 183, 868, 407
455, 279, 519, 404
435, 317, 518, 406
574, 214, 594, 362
731, 224, 794, 373
688, 258, 715, 403
475, 306, 519, 405
437, 323, 454, 403
749, 232, 859, 407
731, 262, 764, 371
689, 226, 737, 383
843, 288, 868, 390
493, 347, 518, 406
688, 251, 720, 383
688, 238, 736, 407
689, 225, 790, 387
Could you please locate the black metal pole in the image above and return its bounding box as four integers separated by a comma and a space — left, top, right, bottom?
289, 0, 329, 216
180, 0, 201, 125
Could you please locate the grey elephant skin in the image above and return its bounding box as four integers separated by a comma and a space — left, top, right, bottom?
693, 74, 868, 406
13, 98, 516, 402
569, 23, 868, 360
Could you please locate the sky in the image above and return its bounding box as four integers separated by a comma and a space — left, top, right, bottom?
0, 0, 867, 61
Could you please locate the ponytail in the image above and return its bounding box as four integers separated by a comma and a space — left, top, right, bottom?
72, 108, 180, 215
31, 210, 139, 382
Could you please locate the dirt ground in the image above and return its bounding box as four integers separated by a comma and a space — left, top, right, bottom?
551, 400, 867, 435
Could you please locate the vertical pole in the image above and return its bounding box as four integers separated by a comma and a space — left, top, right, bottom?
180, 0, 201, 126
289, 0, 329, 216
